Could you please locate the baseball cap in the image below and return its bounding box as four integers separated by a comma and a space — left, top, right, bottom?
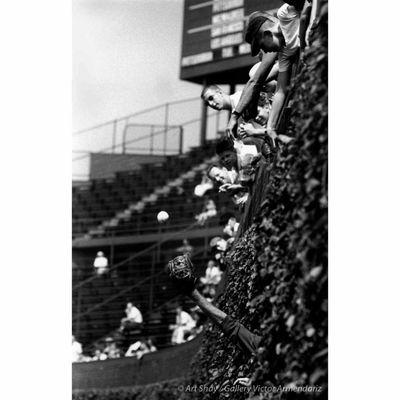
245, 12, 277, 56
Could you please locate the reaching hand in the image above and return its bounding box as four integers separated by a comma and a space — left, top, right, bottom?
225, 114, 238, 139
254, 114, 268, 126
238, 122, 256, 139
219, 183, 243, 194
266, 128, 278, 148
277, 134, 294, 144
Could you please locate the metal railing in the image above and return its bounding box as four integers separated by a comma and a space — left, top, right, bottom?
73, 221, 199, 293
72, 221, 217, 346
73, 97, 228, 180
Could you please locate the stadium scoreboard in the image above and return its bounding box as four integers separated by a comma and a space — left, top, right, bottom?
180, 0, 283, 84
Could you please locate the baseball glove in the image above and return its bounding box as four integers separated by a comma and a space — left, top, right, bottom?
167, 253, 196, 294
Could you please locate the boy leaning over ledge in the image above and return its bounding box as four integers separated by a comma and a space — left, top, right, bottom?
226, 1, 311, 145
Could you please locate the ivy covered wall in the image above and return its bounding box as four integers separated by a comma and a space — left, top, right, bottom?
181, 5, 328, 399
72, 4, 328, 399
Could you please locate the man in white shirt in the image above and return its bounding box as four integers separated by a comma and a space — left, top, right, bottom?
170, 306, 196, 345
93, 251, 108, 276
72, 335, 83, 363
201, 79, 277, 118
200, 51, 278, 117
201, 84, 239, 113
125, 302, 143, 323
119, 302, 143, 332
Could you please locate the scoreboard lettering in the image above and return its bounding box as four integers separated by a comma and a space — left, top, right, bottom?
212, 0, 244, 13
180, 0, 283, 82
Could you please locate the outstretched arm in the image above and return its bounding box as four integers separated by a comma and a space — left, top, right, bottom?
299, 1, 312, 50
189, 289, 227, 326
189, 289, 261, 355
226, 52, 278, 137
265, 61, 279, 83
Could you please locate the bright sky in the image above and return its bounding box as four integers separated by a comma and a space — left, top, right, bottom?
72, 0, 201, 132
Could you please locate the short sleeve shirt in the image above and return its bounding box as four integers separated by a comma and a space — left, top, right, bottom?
127, 306, 143, 323
178, 311, 196, 329
229, 91, 242, 111
277, 4, 300, 72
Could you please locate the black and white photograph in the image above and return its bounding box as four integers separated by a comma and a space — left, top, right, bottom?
3, 0, 400, 399
71, 1, 328, 398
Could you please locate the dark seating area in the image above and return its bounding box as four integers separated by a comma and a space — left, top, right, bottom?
72, 250, 210, 354
72, 140, 232, 239
72, 139, 236, 358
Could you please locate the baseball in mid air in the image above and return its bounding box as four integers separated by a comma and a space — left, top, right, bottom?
157, 211, 169, 223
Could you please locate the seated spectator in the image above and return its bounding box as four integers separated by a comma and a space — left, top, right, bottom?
145, 337, 157, 353
125, 340, 144, 358
119, 302, 143, 332
93, 251, 108, 276
200, 260, 223, 300
200, 260, 223, 286
195, 198, 217, 225
72, 335, 83, 363
125, 338, 157, 359
170, 306, 197, 345
103, 337, 120, 359
91, 348, 107, 361
210, 236, 228, 253
223, 216, 240, 239
209, 236, 229, 270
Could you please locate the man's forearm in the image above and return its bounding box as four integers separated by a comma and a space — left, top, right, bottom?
234, 80, 260, 115
299, 4, 312, 49
264, 62, 279, 83
251, 128, 268, 137
190, 289, 226, 326
267, 89, 286, 131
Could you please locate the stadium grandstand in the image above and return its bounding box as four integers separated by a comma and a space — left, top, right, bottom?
72, 1, 328, 399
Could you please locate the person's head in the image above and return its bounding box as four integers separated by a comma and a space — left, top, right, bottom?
245, 12, 283, 56
216, 138, 238, 170
126, 302, 133, 309
210, 236, 223, 248
176, 305, 182, 313
201, 85, 231, 111
96, 251, 104, 257
207, 165, 229, 184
